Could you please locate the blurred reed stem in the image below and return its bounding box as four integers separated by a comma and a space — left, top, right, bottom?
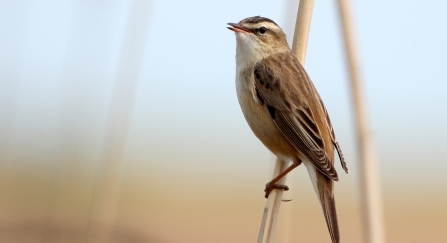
336, 0, 386, 243
87, 1, 152, 242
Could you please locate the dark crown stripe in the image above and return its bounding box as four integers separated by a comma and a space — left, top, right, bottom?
240, 16, 278, 26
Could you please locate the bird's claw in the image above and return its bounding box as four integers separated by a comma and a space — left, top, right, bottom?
264, 182, 289, 198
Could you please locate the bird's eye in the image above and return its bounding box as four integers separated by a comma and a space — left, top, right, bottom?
258, 26, 267, 34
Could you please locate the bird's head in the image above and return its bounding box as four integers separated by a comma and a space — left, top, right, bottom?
228, 16, 289, 67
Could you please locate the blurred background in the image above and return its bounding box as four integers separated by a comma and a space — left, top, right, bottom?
1, 0, 446, 242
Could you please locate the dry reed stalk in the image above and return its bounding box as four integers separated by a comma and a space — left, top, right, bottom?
87, 1, 152, 242
336, 1, 386, 243
257, 1, 315, 242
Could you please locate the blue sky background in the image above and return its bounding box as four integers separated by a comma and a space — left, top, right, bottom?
140, 0, 447, 190
0, 1, 446, 242
1, 0, 447, 198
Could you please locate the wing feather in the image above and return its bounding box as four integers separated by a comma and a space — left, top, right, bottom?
253, 53, 341, 180
318, 98, 349, 173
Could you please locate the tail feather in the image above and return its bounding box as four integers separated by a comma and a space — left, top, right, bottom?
320, 181, 339, 243
304, 161, 340, 243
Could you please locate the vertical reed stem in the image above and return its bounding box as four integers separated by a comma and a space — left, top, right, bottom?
336, 1, 386, 243
257, 1, 315, 242
87, 1, 152, 242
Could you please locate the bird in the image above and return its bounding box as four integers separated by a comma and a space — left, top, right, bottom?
227, 16, 348, 243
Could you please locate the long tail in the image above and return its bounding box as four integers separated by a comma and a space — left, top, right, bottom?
304, 161, 340, 243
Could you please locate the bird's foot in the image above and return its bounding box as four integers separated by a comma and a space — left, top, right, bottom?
264, 182, 289, 198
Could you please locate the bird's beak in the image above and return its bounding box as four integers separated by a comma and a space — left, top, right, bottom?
227, 23, 251, 33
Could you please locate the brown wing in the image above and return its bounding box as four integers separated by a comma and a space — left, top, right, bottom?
318, 98, 349, 173
253, 53, 338, 181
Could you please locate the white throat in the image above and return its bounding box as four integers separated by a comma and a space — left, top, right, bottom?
235, 33, 265, 70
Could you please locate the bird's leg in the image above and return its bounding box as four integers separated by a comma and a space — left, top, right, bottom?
264, 162, 299, 198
